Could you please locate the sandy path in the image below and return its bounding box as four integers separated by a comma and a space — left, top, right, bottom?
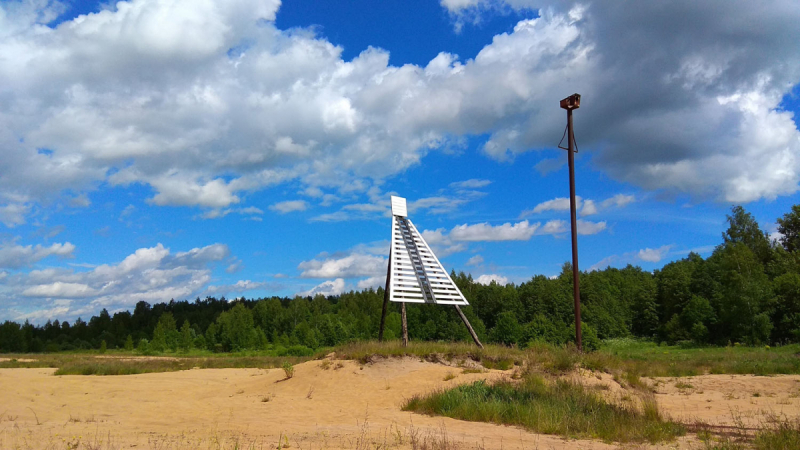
650, 374, 800, 428
0, 358, 631, 449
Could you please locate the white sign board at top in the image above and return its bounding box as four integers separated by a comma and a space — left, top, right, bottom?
390, 195, 407, 217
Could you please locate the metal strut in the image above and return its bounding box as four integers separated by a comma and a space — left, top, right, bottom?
397, 216, 436, 303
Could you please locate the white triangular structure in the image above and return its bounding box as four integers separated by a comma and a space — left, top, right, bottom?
387, 196, 468, 305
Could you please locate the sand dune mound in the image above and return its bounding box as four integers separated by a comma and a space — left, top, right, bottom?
1, 356, 628, 449
5, 355, 798, 449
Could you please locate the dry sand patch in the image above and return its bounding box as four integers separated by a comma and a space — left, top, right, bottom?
4, 357, 793, 449
0, 357, 37, 362
0, 358, 624, 449
650, 374, 800, 428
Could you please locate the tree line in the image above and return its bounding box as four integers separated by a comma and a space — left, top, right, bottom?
1, 204, 800, 354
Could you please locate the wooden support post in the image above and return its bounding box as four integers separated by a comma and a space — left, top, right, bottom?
401, 302, 408, 347
454, 305, 483, 348
378, 249, 392, 341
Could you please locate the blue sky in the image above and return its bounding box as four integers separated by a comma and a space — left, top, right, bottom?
1, 0, 799, 323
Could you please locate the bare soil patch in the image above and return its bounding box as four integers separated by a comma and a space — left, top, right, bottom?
0, 357, 37, 362
649, 374, 800, 428
2, 357, 791, 449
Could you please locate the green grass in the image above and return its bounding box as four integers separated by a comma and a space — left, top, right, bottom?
754, 419, 800, 449
403, 375, 684, 443
699, 415, 800, 449
3, 338, 800, 377
593, 338, 800, 377
0, 351, 310, 375
330, 340, 528, 367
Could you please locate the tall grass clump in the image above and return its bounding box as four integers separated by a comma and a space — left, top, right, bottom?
331, 340, 527, 368
753, 416, 800, 449
403, 375, 684, 443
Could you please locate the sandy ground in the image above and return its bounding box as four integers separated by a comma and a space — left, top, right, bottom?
0, 357, 795, 450
649, 374, 800, 428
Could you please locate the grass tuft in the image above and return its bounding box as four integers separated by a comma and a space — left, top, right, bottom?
403, 375, 684, 443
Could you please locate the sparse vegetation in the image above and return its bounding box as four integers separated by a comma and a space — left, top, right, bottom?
282, 361, 294, 379
403, 375, 684, 443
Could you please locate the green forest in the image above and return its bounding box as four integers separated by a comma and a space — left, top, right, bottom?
2, 204, 800, 355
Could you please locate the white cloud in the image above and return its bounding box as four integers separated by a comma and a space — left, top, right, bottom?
22, 282, 97, 298
201, 206, 263, 220
475, 274, 509, 285
577, 219, 606, 235
298, 253, 386, 278
356, 275, 385, 290
588, 255, 617, 272
205, 280, 271, 296
580, 199, 598, 216
601, 194, 635, 209
269, 200, 308, 214
524, 197, 581, 216
466, 255, 484, 266
299, 278, 346, 297
637, 245, 673, 263
0, 241, 75, 269
0, 203, 31, 227
533, 218, 605, 235
527, 194, 633, 218
589, 243, 676, 271
442, 1, 800, 202
538, 219, 566, 235
120, 204, 136, 219
1, 242, 232, 321
0, 0, 798, 228
449, 179, 491, 189
450, 220, 539, 241
419, 228, 468, 258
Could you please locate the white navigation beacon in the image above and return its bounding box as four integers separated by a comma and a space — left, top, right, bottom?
387, 195, 468, 305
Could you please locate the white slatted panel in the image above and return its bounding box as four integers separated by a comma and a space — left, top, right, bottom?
388, 212, 468, 306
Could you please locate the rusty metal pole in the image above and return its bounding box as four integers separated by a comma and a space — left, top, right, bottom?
560, 94, 582, 352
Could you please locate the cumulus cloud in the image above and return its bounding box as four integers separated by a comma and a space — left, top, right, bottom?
475, 274, 509, 285
22, 282, 98, 298
419, 228, 468, 257
441, 0, 800, 202
269, 200, 308, 214
637, 245, 673, 263
201, 206, 263, 220
577, 219, 606, 235
2, 0, 795, 228
0, 203, 31, 227
1, 242, 230, 321
580, 199, 597, 216
298, 253, 386, 278
449, 179, 492, 189
538, 219, 566, 235
521, 197, 581, 217
589, 243, 675, 270
450, 220, 539, 241
356, 275, 385, 290
0, 241, 75, 269
298, 278, 346, 297
466, 255, 484, 266
205, 280, 274, 296
524, 194, 633, 218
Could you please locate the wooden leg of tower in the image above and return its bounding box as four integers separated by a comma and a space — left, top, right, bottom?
378, 250, 392, 341
401, 302, 408, 347
454, 305, 484, 348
